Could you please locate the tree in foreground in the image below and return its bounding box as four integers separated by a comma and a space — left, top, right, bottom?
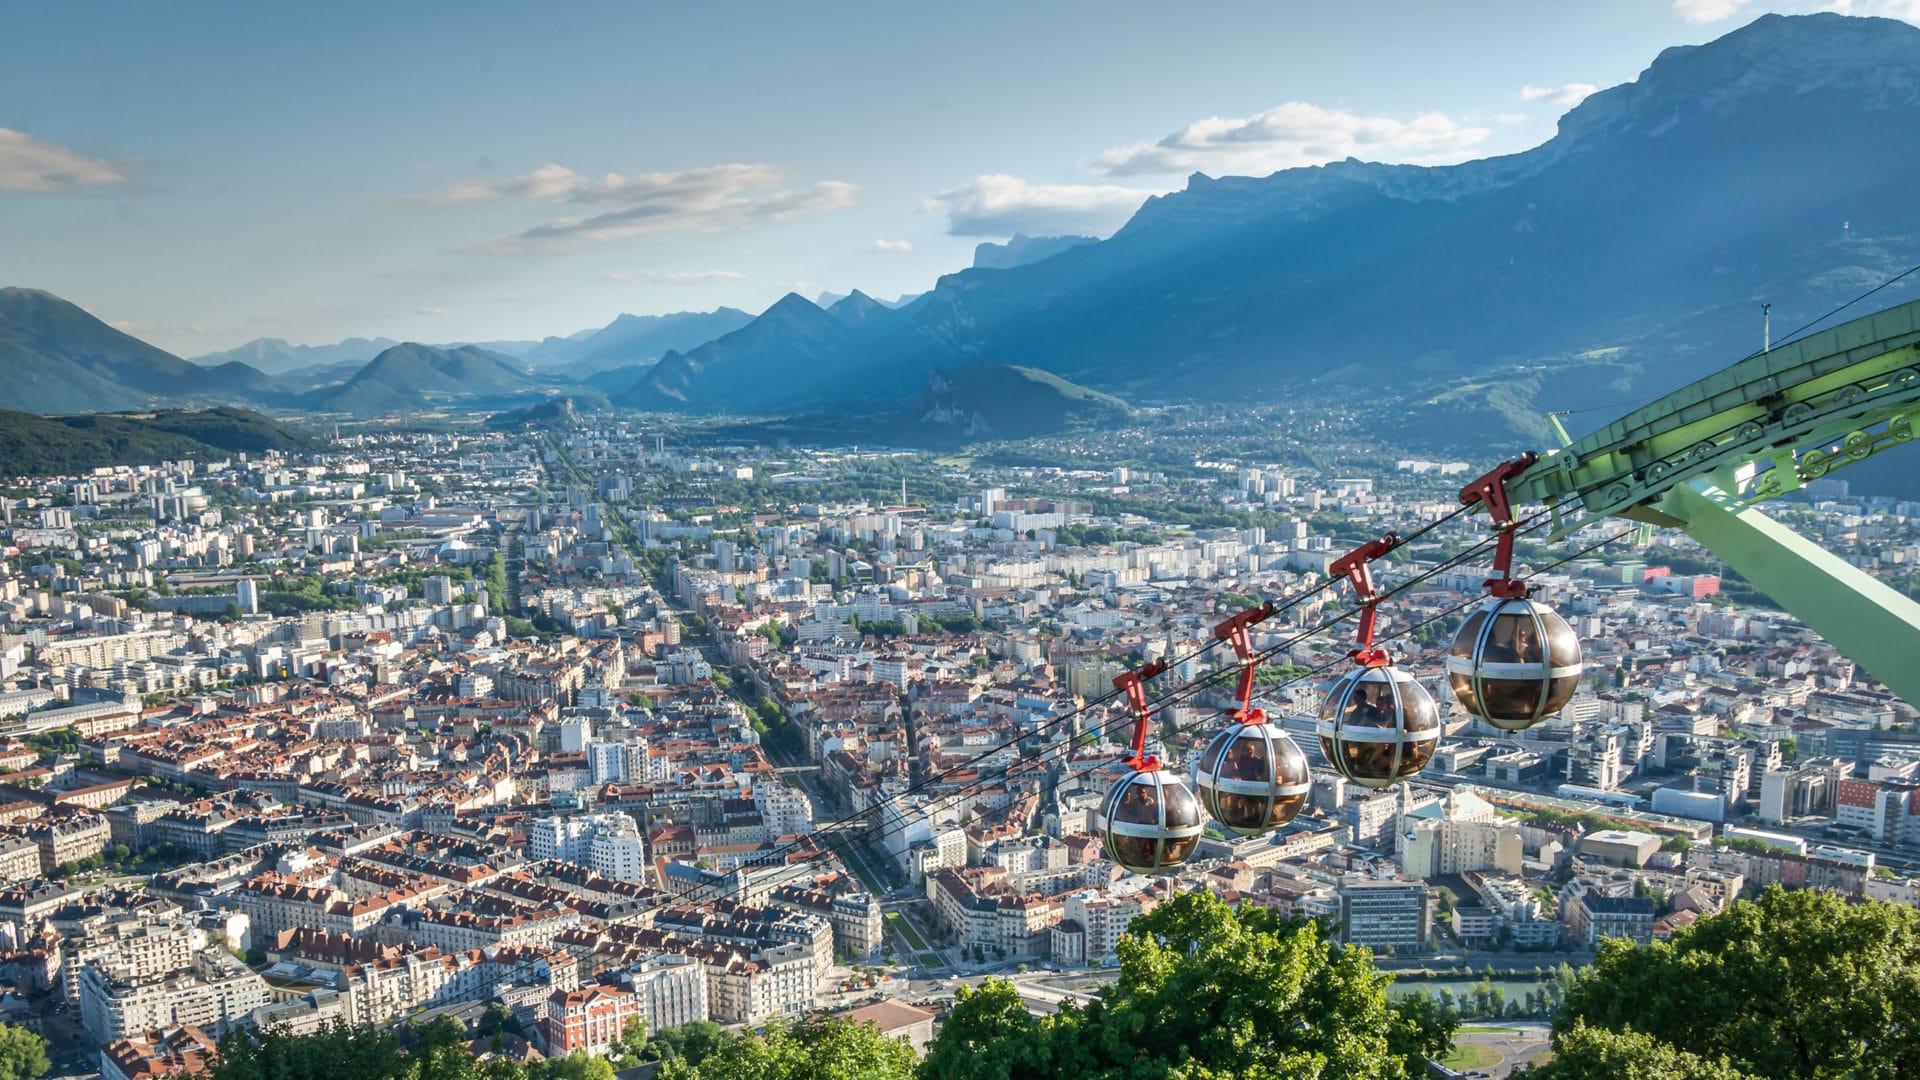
0, 1024, 48, 1080
1531, 886, 1920, 1079
921, 890, 1453, 1079
1525, 1023, 1754, 1080
659, 1016, 917, 1080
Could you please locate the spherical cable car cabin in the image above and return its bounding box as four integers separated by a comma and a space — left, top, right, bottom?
1092, 660, 1205, 875
1096, 766, 1204, 874
1446, 453, 1585, 730
1311, 534, 1441, 789
1196, 717, 1311, 834
1316, 663, 1442, 788
1192, 604, 1311, 835
1446, 596, 1583, 729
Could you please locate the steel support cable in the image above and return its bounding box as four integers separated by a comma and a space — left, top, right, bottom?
954, 520, 1637, 840
1552, 258, 1920, 418
444, 515, 1623, 1001
714, 505, 1551, 891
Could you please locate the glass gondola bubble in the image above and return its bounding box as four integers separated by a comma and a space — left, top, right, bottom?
1315, 665, 1441, 789
1194, 717, 1310, 836
1445, 596, 1584, 731
1094, 766, 1204, 874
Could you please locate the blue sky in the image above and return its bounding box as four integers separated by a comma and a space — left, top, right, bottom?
2, 0, 1913, 355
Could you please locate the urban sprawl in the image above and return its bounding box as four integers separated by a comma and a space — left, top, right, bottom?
0, 422, 1916, 1078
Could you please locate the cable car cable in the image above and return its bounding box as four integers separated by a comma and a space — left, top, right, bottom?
439, 516, 1617, 999
695, 508, 1564, 889
937, 523, 1641, 849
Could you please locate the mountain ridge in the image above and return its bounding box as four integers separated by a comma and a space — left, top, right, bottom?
0, 288, 280, 413
712, 11, 1920, 425
189, 336, 403, 376
308, 342, 537, 415
0, 406, 321, 476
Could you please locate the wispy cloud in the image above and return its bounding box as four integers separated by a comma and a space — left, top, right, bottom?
926, 175, 1159, 238
416, 306, 448, 316
412, 161, 859, 255
602, 269, 746, 284
405, 162, 584, 204
0, 127, 131, 193
1671, 0, 1749, 20
1672, 0, 1920, 23
1092, 101, 1490, 178
1521, 83, 1599, 107
871, 239, 913, 253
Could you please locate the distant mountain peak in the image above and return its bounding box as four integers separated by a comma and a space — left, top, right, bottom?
973, 234, 1098, 270
189, 334, 403, 375
1556, 11, 1920, 150
827, 290, 886, 325
764, 292, 823, 314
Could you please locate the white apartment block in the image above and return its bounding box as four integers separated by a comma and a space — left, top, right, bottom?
530, 812, 646, 881
586, 741, 627, 785
1059, 890, 1153, 963
79, 951, 271, 1042
705, 943, 816, 1026
1401, 819, 1523, 880
753, 782, 814, 838
628, 952, 709, 1032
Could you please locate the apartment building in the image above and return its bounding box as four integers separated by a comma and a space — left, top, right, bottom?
1572, 893, 1657, 945
529, 812, 647, 883
79, 950, 271, 1042
1338, 879, 1431, 952
542, 955, 709, 1057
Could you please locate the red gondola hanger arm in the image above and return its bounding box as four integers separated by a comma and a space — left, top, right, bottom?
1111, 659, 1169, 769
1213, 601, 1275, 717
1460, 451, 1539, 599
1329, 534, 1400, 667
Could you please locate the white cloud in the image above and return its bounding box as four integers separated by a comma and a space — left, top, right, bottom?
1822, 0, 1920, 20
871, 239, 913, 253
1496, 113, 1529, 125
1092, 102, 1491, 178
407, 162, 585, 204
465, 163, 858, 255
416, 307, 448, 316
926, 174, 1159, 238
602, 269, 746, 284
1671, 0, 1920, 23
0, 127, 130, 192
1672, 0, 1751, 21
1520, 83, 1599, 107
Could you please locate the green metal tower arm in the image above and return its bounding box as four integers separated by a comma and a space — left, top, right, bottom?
1507, 298, 1920, 536
1645, 479, 1920, 707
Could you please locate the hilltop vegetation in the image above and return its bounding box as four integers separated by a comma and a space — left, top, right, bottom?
484, 396, 584, 432
1527, 887, 1920, 1078
909, 363, 1134, 445
0, 407, 322, 476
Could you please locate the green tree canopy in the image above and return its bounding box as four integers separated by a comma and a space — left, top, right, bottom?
0, 1024, 48, 1080
644, 1019, 727, 1067
1525, 1022, 1756, 1080
659, 1016, 917, 1080
1542, 886, 1920, 1078
920, 980, 1042, 1080
921, 891, 1452, 1080
208, 1023, 406, 1080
